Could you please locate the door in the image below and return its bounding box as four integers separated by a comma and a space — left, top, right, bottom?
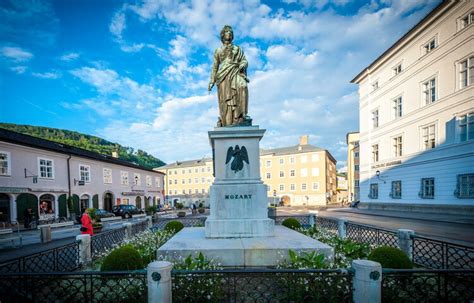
58, 194, 67, 218
0, 194, 10, 222
103, 193, 113, 211
135, 196, 142, 209
93, 194, 99, 209
16, 193, 38, 221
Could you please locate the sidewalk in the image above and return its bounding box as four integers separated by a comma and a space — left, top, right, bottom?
325, 208, 474, 225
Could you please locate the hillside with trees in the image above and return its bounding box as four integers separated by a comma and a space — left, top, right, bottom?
0, 123, 166, 169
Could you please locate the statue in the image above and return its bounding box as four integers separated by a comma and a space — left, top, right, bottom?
208, 25, 251, 127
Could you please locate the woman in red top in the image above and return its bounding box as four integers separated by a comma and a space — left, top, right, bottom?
80, 209, 94, 236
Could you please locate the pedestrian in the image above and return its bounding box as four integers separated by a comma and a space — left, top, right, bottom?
80, 208, 94, 236
23, 208, 32, 229
192, 202, 197, 215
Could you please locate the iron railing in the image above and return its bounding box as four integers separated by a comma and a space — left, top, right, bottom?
131, 220, 148, 235
346, 222, 398, 248
382, 269, 474, 302
412, 235, 474, 269
0, 270, 147, 303
91, 227, 126, 259
316, 216, 339, 235
171, 268, 353, 302
151, 216, 207, 231
0, 241, 80, 273
271, 215, 312, 227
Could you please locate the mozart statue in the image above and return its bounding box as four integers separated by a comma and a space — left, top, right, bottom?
208, 25, 251, 127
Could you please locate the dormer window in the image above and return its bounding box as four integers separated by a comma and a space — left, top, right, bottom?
424, 38, 436, 54
393, 64, 402, 76
460, 11, 473, 30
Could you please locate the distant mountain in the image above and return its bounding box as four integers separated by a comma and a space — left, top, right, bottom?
0, 123, 166, 169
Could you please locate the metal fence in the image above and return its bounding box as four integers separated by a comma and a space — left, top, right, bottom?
316, 216, 339, 235
271, 215, 311, 227
151, 216, 207, 231
0, 241, 80, 273
0, 270, 147, 303
171, 268, 353, 303
131, 220, 149, 235
382, 269, 474, 302
91, 227, 127, 259
345, 222, 398, 248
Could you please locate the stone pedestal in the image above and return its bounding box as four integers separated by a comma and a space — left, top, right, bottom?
205, 126, 274, 238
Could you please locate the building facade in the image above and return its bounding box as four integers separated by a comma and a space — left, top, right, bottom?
0, 129, 165, 223
157, 136, 337, 207
346, 132, 360, 202
351, 0, 474, 213
336, 173, 348, 204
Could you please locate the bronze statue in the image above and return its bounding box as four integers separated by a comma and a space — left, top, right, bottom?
208, 25, 250, 127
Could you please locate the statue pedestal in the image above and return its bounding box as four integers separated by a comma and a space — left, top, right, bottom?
205, 126, 274, 238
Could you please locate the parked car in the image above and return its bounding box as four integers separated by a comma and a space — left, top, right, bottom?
95, 209, 115, 219
112, 205, 143, 219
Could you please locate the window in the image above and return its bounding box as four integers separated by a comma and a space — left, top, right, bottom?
182, 179, 185, 184
460, 112, 474, 142
207, 166, 211, 172
155, 177, 161, 187
354, 152, 359, 158
266, 172, 271, 179
372, 144, 379, 162
312, 168, 319, 177
188, 169, 191, 173
168, 179, 172, 185
38, 158, 54, 179
424, 38, 436, 54
421, 124, 436, 150
121, 171, 129, 185
301, 183, 307, 191
393, 96, 402, 119
134, 173, 141, 186
355, 165, 359, 171
188, 189, 192, 194
354, 180, 359, 187
460, 56, 474, 88
279, 184, 285, 191
290, 157, 295, 164
393, 136, 403, 157
311, 154, 319, 162
279, 158, 284, 165
103, 168, 112, 184
290, 169, 295, 177
146, 176, 152, 187
279, 171, 284, 178
422, 78, 436, 105
189, 178, 192, 184
266, 160, 271, 168
393, 64, 402, 76
460, 11, 474, 29
195, 189, 198, 194
169, 190, 172, 195
300, 168, 308, 177
0, 151, 11, 176
195, 178, 198, 184
267, 185, 271, 192
420, 178, 434, 199
456, 174, 474, 198
182, 169, 185, 174
301, 155, 307, 163
207, 177, 211, 183
182, 189, 186, 194
372, 110, 379, 128
201, 167, 205, 173
290, 184, 296, 191
174, 179, 177, 185
312, 182, 319, 191
201, 177, 205, 183
372, 81, 379, 91
391, 181, 402, 199
369, 184, 378, 199
194, 168, 198, 173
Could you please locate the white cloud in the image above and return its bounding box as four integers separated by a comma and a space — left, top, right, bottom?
10, 66, 27, 74
60, 52, 80, 61
109, 11, 126, 40
32, 71, 61, 79
1, 46, 33, 62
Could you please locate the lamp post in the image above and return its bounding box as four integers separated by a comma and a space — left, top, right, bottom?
305, 195, 309, 210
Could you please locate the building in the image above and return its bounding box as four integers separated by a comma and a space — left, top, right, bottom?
156, 158, 214, 207
336, 173, 348, 204
346, 132, 360, 202
157, 135, 337, 207
351, 0, 474, 213
0, 129, 165, 223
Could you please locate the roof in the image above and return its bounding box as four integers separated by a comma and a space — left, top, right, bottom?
157, 158, 213, 169
0, 128, 164, 175
261, 144, 337, 163
351, 0, 450, 83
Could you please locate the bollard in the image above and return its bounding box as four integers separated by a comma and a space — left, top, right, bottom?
76, 234, 91, 264
352, 259, 382, 303
397, 229, 415, 261
148, 261, 173, 303
146, 216, 153, 228
308, 214, 315, 228
124, 222, 133, 240
338, 218, 347, 239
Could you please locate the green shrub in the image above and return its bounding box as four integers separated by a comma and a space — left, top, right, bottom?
282, 218, 301, 230
145, 205, 157, 214
164, 220, 184, 233
176, 202, 184, 210
368, 246, 412, 269
101, 245, 143, 271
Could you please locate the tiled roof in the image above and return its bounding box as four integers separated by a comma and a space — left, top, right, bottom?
157, 158, 212, 169
0, 128, 164, 174
260, 144, 325, 156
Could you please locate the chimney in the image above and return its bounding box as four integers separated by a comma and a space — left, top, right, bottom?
299, 135, 309, 146
111, 151, 119, 158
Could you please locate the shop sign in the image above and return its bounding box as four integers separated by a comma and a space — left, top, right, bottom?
0, 187, 29, 193
371, 160, 402, 169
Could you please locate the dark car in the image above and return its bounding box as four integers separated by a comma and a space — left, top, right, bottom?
112, 205, 143, 219
95, 209, 115, 219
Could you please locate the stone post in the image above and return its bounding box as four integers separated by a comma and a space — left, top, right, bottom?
308, 213, 315, 228
352, 259, 382, 303
146, 216, 153, 228
124, 222, 133, 240
338, 218, 347, 239
76, 234, 91, 264
147, 261, 173, 303
397, 229, 415, 261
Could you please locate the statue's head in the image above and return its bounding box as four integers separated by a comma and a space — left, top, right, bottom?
220, 25, 233, 43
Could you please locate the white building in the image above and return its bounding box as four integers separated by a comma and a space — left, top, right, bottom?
0, 128, 165, 223
351, 0, 474, 214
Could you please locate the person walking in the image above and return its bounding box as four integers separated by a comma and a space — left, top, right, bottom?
23, 208, 32, 229
80, 209, 94, 236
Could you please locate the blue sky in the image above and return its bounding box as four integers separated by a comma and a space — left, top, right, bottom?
0, 0, 441, 168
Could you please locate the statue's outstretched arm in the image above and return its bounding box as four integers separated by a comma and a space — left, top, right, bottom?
208, 49, 220, 91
